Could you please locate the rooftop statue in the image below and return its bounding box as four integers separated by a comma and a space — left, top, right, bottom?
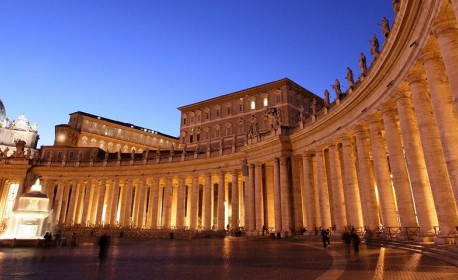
324, 89, 330, 108
370, 34, 380, 58
311, 98, 317, 115
332, 79, 344, 99
359, 52, 368, 75
379, 17, 390, 38
392, 0, 400, 13
346, 67, 355, 86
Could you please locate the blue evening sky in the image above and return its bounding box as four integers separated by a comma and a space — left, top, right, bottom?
0, 1, 393, 146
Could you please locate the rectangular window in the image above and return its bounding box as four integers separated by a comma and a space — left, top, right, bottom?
206, 112, 210, 120
276, 94, 281, 103
227, 107, 231, 114
216, 110, 220, 117
250, 100, 256, 110
183, 118, 187, 125
239, 104, 243, 112
263, 97, 268, 106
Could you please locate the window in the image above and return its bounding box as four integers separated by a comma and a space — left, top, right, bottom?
250, 100, 256, 110
206, 112, 210, 120
263, 97, 268, 107
183, 117, 187, 125
216, 109, 220, 117
276, 93, 281, 103
239, 103, 244, 112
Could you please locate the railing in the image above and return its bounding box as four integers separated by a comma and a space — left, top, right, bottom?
402, 227, 420, 240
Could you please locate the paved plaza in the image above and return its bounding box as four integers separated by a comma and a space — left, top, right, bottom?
1, 236, 458, 280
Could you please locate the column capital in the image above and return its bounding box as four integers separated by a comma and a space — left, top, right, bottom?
406, 63, 427, 85
368, 111, 383, 124
432, 12, 458, 37
354, 122, 369, 135
419, 38, 442, 64
392, 83, 411, 100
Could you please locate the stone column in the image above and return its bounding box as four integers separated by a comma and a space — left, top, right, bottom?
90, 180, 99, 224
246, 163, 256, 232
302, 153, 316, 233
231, 170, 239, 229
279, 157, 291, 235
123, 180, 134, 227
421, 43, 458, 206
109, 179, 120, 226
368, 115, 399, 228
407, 66, 458, 240
95, 179, 107, 225
315, 149, 332, 229
136, 178, 147, 228
75, 181, 86, 224
340, 135, 364, 229
433, 14, 458, 112
354, 124, 380, 230
273, 157, 282, 232
65, 180, 78, 226
381, 105, 418, 230
149, 178, 160, 229
176, 176, 186, 229
217, 172, 225, 230
394, 87, 438, 239
191, 175, 199, 230
163, 177, 173, 228
81, 180, 93, 226
132, 181, 141, 227
328, 143, 347, 232
254, 163, 263, 233
204, 173, 212, 230
52, 180, 65, 224
59, 183, 71, 224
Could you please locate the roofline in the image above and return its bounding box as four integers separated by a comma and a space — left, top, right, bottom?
68, 111, 179, 140
177, 78, 317, 111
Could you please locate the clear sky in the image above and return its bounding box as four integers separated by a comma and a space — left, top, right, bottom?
0, 0, 394, 146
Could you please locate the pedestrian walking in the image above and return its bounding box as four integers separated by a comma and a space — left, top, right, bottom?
98, 234, 110, 265
351, 229, 360, 254
342, 230, 352, 257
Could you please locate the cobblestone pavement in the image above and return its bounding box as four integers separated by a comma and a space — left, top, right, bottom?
1, 237, 457, 280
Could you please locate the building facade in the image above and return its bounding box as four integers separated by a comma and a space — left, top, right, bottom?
1, 0, 458, 244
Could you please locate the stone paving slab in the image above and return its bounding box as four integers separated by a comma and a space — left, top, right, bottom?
1, 237, 457, 280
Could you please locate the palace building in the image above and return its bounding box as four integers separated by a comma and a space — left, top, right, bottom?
1, 0, 458, 244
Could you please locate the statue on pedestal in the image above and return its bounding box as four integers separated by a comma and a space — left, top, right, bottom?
359, 52, 368, 75
379, 17, 390, 38
332, 79, 343, 99
370, 34, 380, 58
324, 90, 330, 108
346, 67, 355, 86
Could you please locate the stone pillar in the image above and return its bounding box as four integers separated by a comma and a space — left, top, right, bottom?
340, 135, 364, 229
217, 172, 225, 230
407, 66, 458, 240
231, 170, 239, 229
52, 180, 64, 224
123, 180, 134, 227
191, 175, 199, 230
132, 181, 141, 227
273, 157, 282, 232
328, 143, 347, 233
433, 14, 458, 113
421, 42, 458, 206
109, 179, 120, 226
451, 0, 458, 22
95, 179, 107, 225
149, 178, 160, 229
136, 178, 147, 228
368, 115, 399, 228
354, 124, 380, 230
302, 153, 316, 233
81, 180, 93, 226
176, 176, 186, 229
59, 183, 71, 224
254, 163, 263, 233
65, 180, 78, 226
381, 105, 418, 229
315, 149, 332, 229
394, 87, 438, 239
75, 181, 86, 224
246, 163, 256, 232
279, 157, 291, 235
163, 177, 173, 228
204, 173, 212, 230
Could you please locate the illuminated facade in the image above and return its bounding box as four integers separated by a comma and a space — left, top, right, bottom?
1, 0, 458, 244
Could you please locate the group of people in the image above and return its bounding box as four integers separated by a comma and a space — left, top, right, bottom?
43, 231, 62, 247
320, 227, 361, 256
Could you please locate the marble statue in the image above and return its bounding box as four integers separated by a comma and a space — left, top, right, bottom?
370, 34, 380, 58
359, 52, 368, 75
311, 98, 317, 115
324, 90, 330, 108
332, 79, 343, 98
346, 67, 355, 86
379, 17, 390, 38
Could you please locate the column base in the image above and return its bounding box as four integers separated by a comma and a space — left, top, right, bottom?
435, 234, 457, 245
